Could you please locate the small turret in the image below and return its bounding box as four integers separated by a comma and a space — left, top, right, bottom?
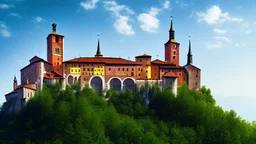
52, 23, 57, 34
13, 76, 17, 90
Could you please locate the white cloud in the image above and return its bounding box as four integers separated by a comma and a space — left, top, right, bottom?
138, 7, 160, 33
197, 5, 243, 25
103, 1, 134, 16
34, 16, 45, 23
0, 23, 6, 29
114, 16, 134, 35
103, 1, 135, 35
0, 22, 11, 38
213, 28, 227, 34
176, 0, 188, 7
80, 0, 100, 10
1, 29, 11, 37
163, 1, 170, 9
0, 4, 14, 9
215, 36, 230, 42
206, 41, 222, 49
9, 13, 22, 19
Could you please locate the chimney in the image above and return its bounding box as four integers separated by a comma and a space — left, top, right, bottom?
13, 76, 17, 90
26, 77, 29, 84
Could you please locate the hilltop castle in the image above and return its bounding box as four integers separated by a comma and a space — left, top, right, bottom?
5, 19, 201, 112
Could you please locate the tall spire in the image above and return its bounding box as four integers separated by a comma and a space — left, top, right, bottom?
95, 34, 103, 57
169, 16, 175, 42
187, 36, 193, 65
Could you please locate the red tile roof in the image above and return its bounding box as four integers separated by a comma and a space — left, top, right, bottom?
135, 54, 152, 58
44, 71, 64, 79
151, 59, 176, 65
63, 57, 139, 65
163, 72, 177, 78
6, 83, 37, 96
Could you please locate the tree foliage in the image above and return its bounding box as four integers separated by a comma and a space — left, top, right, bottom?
0, 83, 256, 144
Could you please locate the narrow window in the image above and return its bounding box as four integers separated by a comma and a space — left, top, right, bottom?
127, 68, 128, 71
56, 36, 59, 43
173, 56, 176, 59
109, 68, 111, 71
173, 51, 176, 54
122, 68, 124, 71
132, 68, 134, 71
118, 68, 120, 71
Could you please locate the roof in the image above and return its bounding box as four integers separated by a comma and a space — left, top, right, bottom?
163, 72, 177, 78
135, 54, 152, 58
164, 40, 180, 45
21, 56, 52, 71
5, 83, 37, 96
184, 64, 201, 70
44, 71, 64, 79
151, 59, 176, 65
63, 57, 139, 65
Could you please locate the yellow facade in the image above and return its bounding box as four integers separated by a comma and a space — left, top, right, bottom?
93, 65, 105, 76
146, 66, 151, 79
70, 68, 81, 74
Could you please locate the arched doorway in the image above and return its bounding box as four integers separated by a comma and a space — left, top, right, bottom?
108, 77, 122, 91
123, 78, 135, 92
68, 75, 74, 85
90, 76, 103, 92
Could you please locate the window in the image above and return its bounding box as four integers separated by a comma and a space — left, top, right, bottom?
91, 68, 94, 71
146, 76, 148, 79
78, 69, 80, 72
122, 68, 124, 71
131, 72, 134, 76
55, 48, 60, 54
98, 66, 99, 68
84, 78, 86, 81
146, 70, 148, 73
155, 73, 156, 76
87, 68, 89, 71
138, 68, 140, 71
57, 58, 59, 60
173, 51, 176, 54
173, 56, 176, 59
139, 74, 140, 76
47, 46, 50, 54
127, 68, 128, 71
146, 58, 148, 61
196, 75, 198, 78
109, 68, 111, 71
56, 36, 59, 43
140, 60, 142, 62
118, 68, 120, 71
57, 62, 59, 65
83, 68, 85, 71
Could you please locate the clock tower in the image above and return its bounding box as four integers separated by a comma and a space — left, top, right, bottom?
164, 18, 180, 66
47, 23, 64, 75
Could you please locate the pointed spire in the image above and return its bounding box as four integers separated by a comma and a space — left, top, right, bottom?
187, 36, 193, 65
95, 34, 103, 57
169, 16, 175, 42
13, 75, 17, 90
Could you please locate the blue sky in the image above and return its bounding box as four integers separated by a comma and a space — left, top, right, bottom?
0, 0, 255, 121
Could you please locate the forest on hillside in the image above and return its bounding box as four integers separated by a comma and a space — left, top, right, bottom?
0, 82, 256, 144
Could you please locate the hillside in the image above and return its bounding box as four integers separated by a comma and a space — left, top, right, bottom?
0, 83, 256, 144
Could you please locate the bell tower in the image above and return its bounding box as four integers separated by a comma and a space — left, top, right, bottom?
164, 17, 180, 66
47, 23, 64, 75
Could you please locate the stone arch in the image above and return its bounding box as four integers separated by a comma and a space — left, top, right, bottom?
122, 77, 136, 92
108, 77, 122, 91
68, 75, 74, 85
89, 76, 105, 92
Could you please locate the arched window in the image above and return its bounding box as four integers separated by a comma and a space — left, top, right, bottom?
55, 47, 60, 54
